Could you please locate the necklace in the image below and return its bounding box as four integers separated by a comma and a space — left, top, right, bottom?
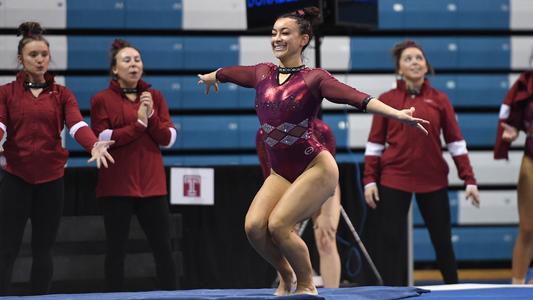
24, 81, 49, 89
121, 87, 138, 94
278, 65, 306, 74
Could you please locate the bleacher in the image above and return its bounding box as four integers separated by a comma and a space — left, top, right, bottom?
1, 0, 533, 279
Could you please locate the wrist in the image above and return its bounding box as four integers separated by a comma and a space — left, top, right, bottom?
364, 182, 376, 189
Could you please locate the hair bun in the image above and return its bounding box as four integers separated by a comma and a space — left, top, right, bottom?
301, 6, 321, 25
17, 22, 44, 38
112, 39, 129, 50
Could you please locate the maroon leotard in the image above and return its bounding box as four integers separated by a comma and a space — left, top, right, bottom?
256, 119, 336, 179
217, 63, 369, 182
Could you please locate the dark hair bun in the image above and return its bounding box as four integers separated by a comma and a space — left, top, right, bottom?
111, 38, 131, 51
302, 6, 321, 25
17, 22, 44, 38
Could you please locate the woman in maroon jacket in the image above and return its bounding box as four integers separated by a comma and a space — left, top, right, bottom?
90, 39, 177, 291
0, 22, 113, 295
363, 40, 481, 285
494, 70, 533, 284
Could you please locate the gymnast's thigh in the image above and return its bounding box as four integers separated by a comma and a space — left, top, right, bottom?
270, 151, 338, 227
246, 172, 291, 224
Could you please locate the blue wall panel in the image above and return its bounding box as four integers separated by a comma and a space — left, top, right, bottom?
126, 0, 182, 29
67, 0, 125, 29
183, 37, 239, 69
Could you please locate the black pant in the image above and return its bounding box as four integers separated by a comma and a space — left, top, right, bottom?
370, 186, 458, 286
101, 196, 176, 291
0, 172, 64, 295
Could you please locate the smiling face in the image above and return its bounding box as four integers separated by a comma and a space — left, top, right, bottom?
271, 17, 309, 65
19, 40, 50, 82
398, 47, 428, 85
112, 47, 143, 88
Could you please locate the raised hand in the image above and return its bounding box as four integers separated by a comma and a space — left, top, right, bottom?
197, 70, 219, 95
88, 140, 115, 168
140, 91, 153, 119
397, 107, 430, 135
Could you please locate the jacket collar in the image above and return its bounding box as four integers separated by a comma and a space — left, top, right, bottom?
109, 79, 151, 96
396, 79, 431, 96
16, 71, 55, 91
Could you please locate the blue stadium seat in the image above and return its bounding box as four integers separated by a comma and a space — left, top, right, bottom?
67, 36, 115, 70
180, 77, 239, 109
350, 38, 396, 70
456, 0, 509, 29
239, 116, 260, 148
458, 37, 510, 69
143, 76, 183, 109
176, 116, 240, 149
67, 0, 125, 29
379, 0, 510, 30
125, 0, 182, 29
414, 226, 517, 261
128, 37, 185, 70
415, 37, 460, 69
238, 88, 256, 109
377, 0, 404, 30
430, 75, 509, 108
323, 114, 348, 148
183, 37, 239, 69
400, 0, 458, 30
456, 113, 499, 147
66, 76, 109, 110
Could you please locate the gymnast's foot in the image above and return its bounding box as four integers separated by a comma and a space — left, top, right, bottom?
294, 284, 318, 295
274, 273, 294, 296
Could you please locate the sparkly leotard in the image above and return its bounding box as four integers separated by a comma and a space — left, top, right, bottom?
256, 119, 337, 179
217, 63, 369, 182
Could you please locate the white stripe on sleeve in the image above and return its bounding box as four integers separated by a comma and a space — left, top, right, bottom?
364, 142, 385, 156
98, 129, 113, 141
499, 104, 510, 120
447, 140, 468, 156
69, 121, 89, 138
162, 127, 177, 149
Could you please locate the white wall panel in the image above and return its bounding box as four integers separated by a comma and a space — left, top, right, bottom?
321, 37, 350, 70
445, 150, 523, 185
4, 0, 66, 29
0, 0, 5, 27
511, 0, 533, 30
347, 114, 373, 148
511, 37, 533, 69
0, 36, 18, 69
323, 74, 396, 110
0, 35, 66, 70
182, 0, 245, 30
458, 190, 518, 225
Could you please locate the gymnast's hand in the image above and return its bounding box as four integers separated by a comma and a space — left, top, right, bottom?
197, 70, 219, 95
364, 183, 380, 209
397, 107, 430, 135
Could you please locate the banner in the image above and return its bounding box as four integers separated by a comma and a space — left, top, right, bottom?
170, 168, 214, 205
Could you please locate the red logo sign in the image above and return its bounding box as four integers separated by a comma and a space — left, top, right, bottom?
183, 175, 201, 197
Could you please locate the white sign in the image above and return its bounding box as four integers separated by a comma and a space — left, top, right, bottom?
170, 168, 214, 205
